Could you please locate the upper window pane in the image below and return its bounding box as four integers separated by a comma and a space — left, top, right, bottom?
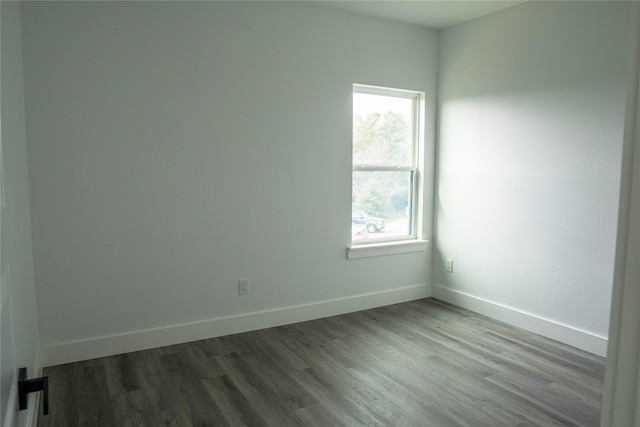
353, 92, 413, 166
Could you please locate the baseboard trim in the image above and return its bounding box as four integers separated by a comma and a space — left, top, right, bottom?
432, 284, 607, 356
42, 283, 431, 366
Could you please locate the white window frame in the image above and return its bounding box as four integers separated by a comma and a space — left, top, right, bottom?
348, 84, 428, 258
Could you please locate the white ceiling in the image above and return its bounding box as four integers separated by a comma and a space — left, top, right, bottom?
311, 1, 525, 29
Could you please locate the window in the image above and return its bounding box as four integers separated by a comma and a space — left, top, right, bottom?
351, 84, 424, 247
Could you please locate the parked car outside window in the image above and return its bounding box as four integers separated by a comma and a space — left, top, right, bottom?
352, 210, 386, 233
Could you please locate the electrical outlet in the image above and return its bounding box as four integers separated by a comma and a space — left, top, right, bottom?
238, 279, 249, 295
445, 259, 454, 273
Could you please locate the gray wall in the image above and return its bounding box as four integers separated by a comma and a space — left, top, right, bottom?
1, 1, 41, 425
20, 2, 438, 348
435, 1, 629, 343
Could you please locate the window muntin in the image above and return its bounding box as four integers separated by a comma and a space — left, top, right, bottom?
352, 85, 422, 245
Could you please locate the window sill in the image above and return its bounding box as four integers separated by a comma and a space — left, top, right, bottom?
347, 239, 429, 260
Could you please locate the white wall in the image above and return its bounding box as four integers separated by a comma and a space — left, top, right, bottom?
1, 1, 41, 425
20, 2, 438, 363
435, 1, 630, 355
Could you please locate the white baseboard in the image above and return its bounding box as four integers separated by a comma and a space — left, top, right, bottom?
42, 283, 431, 366
432, 284, 608, 357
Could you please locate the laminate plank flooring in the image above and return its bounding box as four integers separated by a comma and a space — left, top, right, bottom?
38, 298, 605, 426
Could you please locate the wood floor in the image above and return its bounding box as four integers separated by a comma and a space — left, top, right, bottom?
37, 298, 605, 427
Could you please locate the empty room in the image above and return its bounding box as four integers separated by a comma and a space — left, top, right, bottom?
2, 0, 640, 426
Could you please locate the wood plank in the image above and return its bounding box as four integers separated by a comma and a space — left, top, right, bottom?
38, 298, 605, 427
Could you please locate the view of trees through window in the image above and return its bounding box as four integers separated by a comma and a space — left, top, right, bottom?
352, 90, 416, 242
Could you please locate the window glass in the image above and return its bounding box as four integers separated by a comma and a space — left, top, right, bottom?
353, 93, 413, 166
352, 85, 422, 245
352, 171, 412, 241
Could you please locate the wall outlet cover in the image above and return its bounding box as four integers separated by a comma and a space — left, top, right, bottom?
238, 279, 249, 295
